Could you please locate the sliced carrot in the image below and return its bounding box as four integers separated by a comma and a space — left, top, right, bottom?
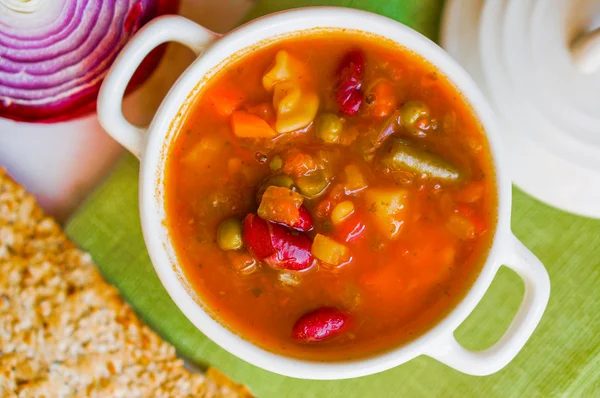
206, 82, 245, 117
230, 110, 277, 138
368, 79, 397, 118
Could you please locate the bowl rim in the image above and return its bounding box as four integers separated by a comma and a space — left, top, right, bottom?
138, 7, 512, 380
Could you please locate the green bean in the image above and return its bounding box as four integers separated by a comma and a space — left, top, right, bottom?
378, 138, 461, 182
217, 218, 243, 251
315, 113, 343, 144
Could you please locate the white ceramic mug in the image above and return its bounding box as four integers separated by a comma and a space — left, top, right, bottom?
97, 8, 551, 380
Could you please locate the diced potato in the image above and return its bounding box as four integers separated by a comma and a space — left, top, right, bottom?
180, 134, 223, 171
446, 213, 476, 239
311, 234, 350, 266
331, 201, 355, 225
364, 187, 409, 239
262, 50, 307, 92
257, 186, 304, 226
343, 164, 368, 193
273, 81, 319, 133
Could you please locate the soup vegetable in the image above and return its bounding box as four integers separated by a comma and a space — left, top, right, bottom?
165, 32, 496, 361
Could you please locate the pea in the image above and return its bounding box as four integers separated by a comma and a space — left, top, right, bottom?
269, 155, 283, 171
217, 218, 243, 251
296, 170, 329, 198
401, 101, 430, 135
315, 113, 343, 144
256, 174, 294, 203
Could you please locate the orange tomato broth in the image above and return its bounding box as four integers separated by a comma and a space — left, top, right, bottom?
164, 31, 497, 361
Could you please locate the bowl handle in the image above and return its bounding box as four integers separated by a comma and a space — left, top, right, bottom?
424, 234, 550, 376
97, 15, 218, 159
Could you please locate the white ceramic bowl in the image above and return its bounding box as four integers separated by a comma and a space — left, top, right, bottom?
97, 8, 550, 380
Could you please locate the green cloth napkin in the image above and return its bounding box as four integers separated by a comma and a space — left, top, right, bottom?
66, 2, 600, 396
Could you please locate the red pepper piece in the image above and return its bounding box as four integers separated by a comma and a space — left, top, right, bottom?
292, 307, 351, 342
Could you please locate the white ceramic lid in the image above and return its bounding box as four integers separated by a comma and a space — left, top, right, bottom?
442, 0, 600, 218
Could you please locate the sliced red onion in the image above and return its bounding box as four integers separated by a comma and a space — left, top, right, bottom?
0, 0, 178, 122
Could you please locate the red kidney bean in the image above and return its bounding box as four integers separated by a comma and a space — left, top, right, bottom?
243, 214, 275, 259
243, 213, 314, 271
289, 206, 314, 232
264, 222, 314, 271
292, 307, 351, 342
336, 50, 365, 76
334, 49, 365, 116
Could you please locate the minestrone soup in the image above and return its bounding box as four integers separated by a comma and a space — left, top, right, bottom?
165, 31, 496, 361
